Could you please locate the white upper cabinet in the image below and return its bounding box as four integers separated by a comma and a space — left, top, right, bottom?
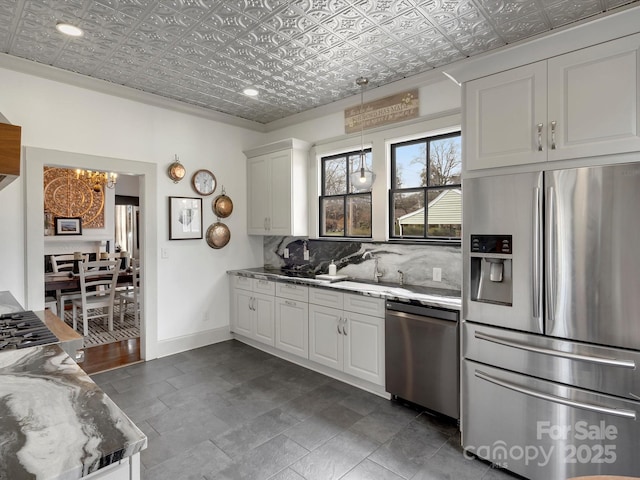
547, 34, 640, 161
464, 33, 640, 170
245, 138, 310, 236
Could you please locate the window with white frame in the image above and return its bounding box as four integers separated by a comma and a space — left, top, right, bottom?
319, 149, 372, 238
389, 132, 462, 240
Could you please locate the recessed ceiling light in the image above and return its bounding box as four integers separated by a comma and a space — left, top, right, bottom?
243, 88, 259, 97
56, 22, 83, 37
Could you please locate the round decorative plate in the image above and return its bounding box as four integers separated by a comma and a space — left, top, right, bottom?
192, 169, 216, 196
206, 222, 230, 249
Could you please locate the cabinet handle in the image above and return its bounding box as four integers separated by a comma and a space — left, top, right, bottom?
536, 123, 543, 151
285, 300, 296, 306
550, 121, 557, 150
251, 297, 256, 311
342, 318, 347, 336
264, 218, 268, 230
267, 217, 271, 231
337, 320, 342, 335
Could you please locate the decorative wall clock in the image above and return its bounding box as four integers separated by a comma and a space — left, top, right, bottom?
192, 169, 216, 196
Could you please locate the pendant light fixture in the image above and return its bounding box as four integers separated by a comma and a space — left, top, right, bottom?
350, 76, 375, 191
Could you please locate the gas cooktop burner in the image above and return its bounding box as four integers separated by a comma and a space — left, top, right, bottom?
0, 311, 59, 350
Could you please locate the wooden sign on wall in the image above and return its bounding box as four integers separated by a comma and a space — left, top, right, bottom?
43, 167, 105, 229
345, 89, 419, 134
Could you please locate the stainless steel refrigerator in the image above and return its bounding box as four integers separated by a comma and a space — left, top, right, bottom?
462, 162, 640, 479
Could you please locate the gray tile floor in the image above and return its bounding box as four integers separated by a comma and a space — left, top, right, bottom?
91, 340, 521, 480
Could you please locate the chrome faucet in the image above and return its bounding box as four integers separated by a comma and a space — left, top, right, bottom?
362, 251, 382, 282
398, 270, 404, 285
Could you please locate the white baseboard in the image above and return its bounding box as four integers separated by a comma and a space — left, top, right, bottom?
155, 326, 232, 358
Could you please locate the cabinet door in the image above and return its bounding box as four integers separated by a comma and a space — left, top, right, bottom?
232, 290, 254, 338
309, 304, 342, 370
343, 311, 384, 385
464, 62, 547, 170
254, 293, 275, 346
548, 33, 640, 161
247, 154, 270, 234
275, 297, 308, 358
268, 151, 293, 235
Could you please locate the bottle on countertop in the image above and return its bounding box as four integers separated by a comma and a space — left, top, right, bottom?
328, 260, 337, 276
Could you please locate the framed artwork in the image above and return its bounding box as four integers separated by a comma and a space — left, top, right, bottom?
169, 196, 203, 240
55, 217, 82, 235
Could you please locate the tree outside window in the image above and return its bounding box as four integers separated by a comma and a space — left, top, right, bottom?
320, 150, 372, 238
390, 132, 461, 240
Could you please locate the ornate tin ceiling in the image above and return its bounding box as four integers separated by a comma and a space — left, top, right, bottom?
0, 0, 637, 124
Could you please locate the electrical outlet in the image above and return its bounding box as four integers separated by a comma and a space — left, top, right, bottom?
303, 249, 309, 261
433, 267, 442, 282
161, 248, 168, 259
202, 311, 209, 322
284, 248, 289, 259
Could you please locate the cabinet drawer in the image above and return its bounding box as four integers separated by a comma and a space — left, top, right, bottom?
309, 287, 344, 309
344, 293, 384, 318
253, 278, 275, 295
276, 282, 309, 302
233, 275, 253, 291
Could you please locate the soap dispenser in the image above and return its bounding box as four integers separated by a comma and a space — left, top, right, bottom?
328, 260, 337, 276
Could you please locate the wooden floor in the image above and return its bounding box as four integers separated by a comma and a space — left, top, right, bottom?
81, 337, 142, 375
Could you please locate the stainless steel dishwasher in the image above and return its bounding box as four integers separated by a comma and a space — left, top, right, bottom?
385, 300, 459, 419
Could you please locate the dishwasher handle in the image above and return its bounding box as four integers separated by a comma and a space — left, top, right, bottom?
386, 301, 458, 322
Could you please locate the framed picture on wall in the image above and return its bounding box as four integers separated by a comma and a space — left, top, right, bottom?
169, 196, 203, 240
55, 217, 82, 235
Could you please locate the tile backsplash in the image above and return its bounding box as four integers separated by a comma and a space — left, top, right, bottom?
264, 236, 461, 291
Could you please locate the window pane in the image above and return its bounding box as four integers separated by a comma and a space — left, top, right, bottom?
349, 151, 372, 193
426, 188, 462, 238
321, 197, 344, 236
392, 191, 425, 237
346, 194, 372, 237
394, 142, 426, 188
323, 157, 347, 195
429, 136, 462, 186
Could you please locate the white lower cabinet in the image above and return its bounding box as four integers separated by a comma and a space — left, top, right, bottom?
230, 276, 275, 346
309, 288, 385, 386
274, 283, 309, 358
83, 454, 140, 479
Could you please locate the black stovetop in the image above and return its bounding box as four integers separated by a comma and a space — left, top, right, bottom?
0, 311, 59, 350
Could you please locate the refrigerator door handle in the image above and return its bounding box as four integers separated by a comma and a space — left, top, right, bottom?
532, 186, 542, 326
545, 186, 556, 326
475, 370, 637, 420
475, 331, 636, 368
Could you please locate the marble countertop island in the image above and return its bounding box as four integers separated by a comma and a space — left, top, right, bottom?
0, 344, 147, 480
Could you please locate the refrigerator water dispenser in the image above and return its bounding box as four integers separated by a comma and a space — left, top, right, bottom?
469, 235, 513, 306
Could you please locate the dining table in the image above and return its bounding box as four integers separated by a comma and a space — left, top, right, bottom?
44, 270, 134, 292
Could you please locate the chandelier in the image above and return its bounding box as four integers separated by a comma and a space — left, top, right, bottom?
350, 76, 375, 191
76, 169, 117, 192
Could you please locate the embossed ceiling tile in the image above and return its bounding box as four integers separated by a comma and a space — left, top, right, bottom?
544, 0, 602, 28
242, 25, 288, 52
119, 36, 165, 57
149, 3, 198, 33
83, 2, 138, 33
204, 5, 258, 38
380, 16, 434, 40
453, 28, 505, 55
157, 0, 217, 20
132, 22, 178, 48
28, 0, 87, 19
478, 0, 544, 23
494, 10, 549, 43
420, 44, 466, 66
93, 66, 133, 85
275, 43, 306, 63
295, 0, 351, 22
171, 40, 215, 62
224, 0, 282, 20
188, 22, 232, 50
605, 0, 637, 7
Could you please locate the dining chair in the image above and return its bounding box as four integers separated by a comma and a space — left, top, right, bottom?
50, 253, 89, 314
71, 259, 119, 337
117, 258, 140, 327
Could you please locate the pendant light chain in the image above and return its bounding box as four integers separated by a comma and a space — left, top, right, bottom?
357, 76, 369, 179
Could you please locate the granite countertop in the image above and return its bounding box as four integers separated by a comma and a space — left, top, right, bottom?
228, 267, 461, 311
0, 344, 147, 480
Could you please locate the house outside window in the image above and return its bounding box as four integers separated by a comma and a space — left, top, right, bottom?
390, 132, 461, 240
319, 149, 372, 238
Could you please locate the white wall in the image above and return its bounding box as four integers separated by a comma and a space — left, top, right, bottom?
0, 66, 265, 358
